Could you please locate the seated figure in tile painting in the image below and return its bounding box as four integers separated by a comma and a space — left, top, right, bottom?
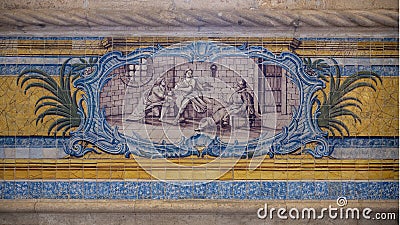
196, 79, 256, 131
128, 69, 208, 124
127, 77, 169, 121
171, 68, 208, 124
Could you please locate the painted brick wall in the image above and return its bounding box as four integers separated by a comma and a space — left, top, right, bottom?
100, 56, 299, 130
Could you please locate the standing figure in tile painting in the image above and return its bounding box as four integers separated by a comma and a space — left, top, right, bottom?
172, 69, 208, 124
225, 79, 256, 127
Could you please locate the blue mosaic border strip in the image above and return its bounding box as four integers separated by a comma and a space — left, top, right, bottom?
328, 137, 399, 148
342, 65, 399, 76
0, 181, 397, 200
339, 65, 399, 77
0, 64, 82, 76
0, 136, 67, 148
0, 136, 398, 149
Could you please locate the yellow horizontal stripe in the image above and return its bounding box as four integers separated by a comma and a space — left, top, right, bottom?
0, 76, 397, 137
1, 158, 398, 180
0, 38, 397, 57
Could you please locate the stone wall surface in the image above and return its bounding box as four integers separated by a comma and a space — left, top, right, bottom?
0, 0, 398, 224
0, 0, 398, 36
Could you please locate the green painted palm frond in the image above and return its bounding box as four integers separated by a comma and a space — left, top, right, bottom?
305, 58, 382, 137
326, 118, 350, 137
34, 101, 69, 114
17, 57, 93, 136
339, 71, 382, 90
303, 57, 330, 82
303, 58, 330, 71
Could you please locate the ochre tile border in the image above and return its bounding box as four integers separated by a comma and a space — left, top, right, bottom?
0, 38, 398, 57
1, 158, 398, 180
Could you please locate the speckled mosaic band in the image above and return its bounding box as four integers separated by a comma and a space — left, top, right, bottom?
0, 181, 398, 200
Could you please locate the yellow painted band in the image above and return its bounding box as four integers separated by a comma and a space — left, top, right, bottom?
0, 76, 397, 137
1, 158, 398, 180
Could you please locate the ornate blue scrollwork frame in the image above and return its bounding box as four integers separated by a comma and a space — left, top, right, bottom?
64, 41, 333, 159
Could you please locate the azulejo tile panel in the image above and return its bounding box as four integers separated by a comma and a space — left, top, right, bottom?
0, 36, 398, 200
